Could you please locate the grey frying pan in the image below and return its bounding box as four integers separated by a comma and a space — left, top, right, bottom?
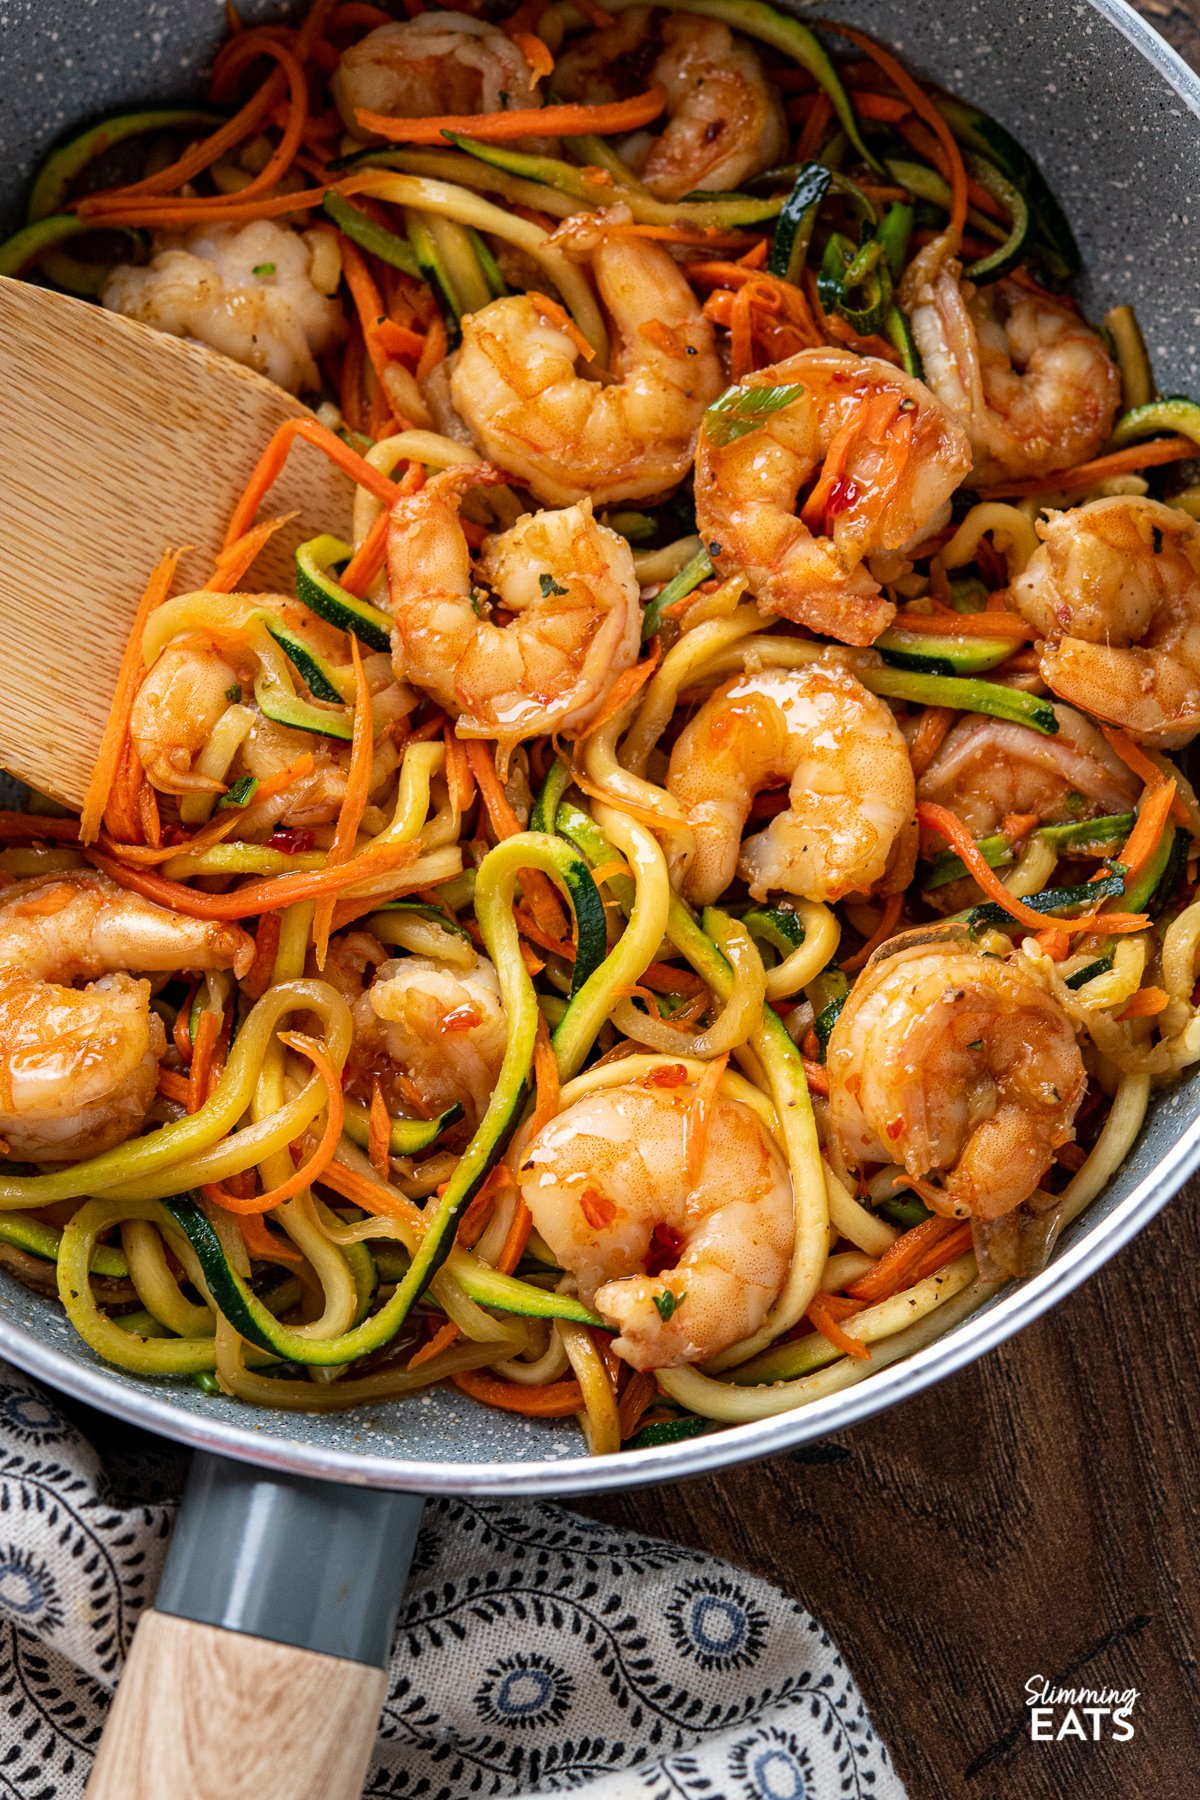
1, 1, 1198, 1793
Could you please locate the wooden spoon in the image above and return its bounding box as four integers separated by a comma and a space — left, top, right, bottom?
0, 274, 354, 810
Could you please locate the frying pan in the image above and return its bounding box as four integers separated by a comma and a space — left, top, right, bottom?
2, 2, 1199, 1793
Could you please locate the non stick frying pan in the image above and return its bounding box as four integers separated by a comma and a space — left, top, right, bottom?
1, 2, 1198, 1793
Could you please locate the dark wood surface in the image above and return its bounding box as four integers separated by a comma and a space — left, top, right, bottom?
584, 20, 1200, 1789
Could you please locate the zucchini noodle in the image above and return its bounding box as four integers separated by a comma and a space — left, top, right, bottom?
2, 0, 1191, 1456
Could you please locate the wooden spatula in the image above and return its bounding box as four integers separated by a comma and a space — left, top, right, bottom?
0, 274, 355, 810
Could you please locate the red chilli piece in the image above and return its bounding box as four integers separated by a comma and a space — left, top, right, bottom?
645, 1222, 684, 1277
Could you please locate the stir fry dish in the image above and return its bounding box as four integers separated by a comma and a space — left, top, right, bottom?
4, 0, 1200, 1455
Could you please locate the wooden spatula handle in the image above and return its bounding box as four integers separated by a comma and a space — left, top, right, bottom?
85, 1609, 386, 1800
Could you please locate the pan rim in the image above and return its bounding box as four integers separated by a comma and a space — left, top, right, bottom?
1, 0, 1198, 1494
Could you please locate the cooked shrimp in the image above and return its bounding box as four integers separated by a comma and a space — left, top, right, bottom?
0, 871, 252, 1161
827, 932, 1086, 1219
350, 952, 506, 1130
103, 220, 345, 395
553, 7, 785, 200
449, 239, 722, 507
387, 465, 641, 752
666, 663, 916, 905
130, 645, 245, 795
332, 15, 539, 139
695, 349, 971, 647
917, 703, 1140, 844
517, 1078, 794, 1370
1010, 496, 1200, 747
899, 253, 1119, 487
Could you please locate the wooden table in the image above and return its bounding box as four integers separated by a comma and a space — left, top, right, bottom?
587, 15, 1200, 1779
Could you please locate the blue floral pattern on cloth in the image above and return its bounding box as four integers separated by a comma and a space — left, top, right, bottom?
0, 1363, 906, 1800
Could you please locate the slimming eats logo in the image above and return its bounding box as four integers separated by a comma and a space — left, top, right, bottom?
1025, 1676, 1139, 1742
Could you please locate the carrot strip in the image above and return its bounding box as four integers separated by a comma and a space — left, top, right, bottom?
207, 1031, 345, 1214
512, 29, 554, 80
916, 801, 1148, 935
416, 313, 449, 382
104, 752, 317, 867
224, 418, 399, 548
443, 724, 476, 818
978, 437, 1196, 500
206, 515, 291, 593
841, 893, 903, 974
82, 39, 307, 222
80, 550, 181, 845
890, 608, 1036, 640
528, 1012, 562, 1142
156, 1068, 193, 1106
238, 1211, 305, 1265
1033, 925, 1071, 962
316, 1156, 425, 1226
823, 23, 967, 238
339, 237, 396, 402
465, 740, 523, 839
242, 912, 283, 1001
408, 1317, 461, 1370
847, 1216, 969, 1304
1117, 986, 1170, 1021
450, 1368, 585, 1416
1118, 781, 1177, 886
187, 1007, 222, 1116
89, 838, 417, 919
575, 642, 662, 744
618, 1369, 659, 1440
313, 638, 374, 968
497, 1192, 533, 1274
846, 90, 909, 122
806, 1290, 871, 1359
908, 706, 954, 780
368, 1079, 391, 1179
0, 814, 82, 843
685, 1053, 728, 1186
339, 508, 391, 597
527, 290, 595, 363
1099, 726, 1166, 791
354, 85, 666, 144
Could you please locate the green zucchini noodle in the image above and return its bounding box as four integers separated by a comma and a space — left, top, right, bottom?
5, 0, 1200, 1455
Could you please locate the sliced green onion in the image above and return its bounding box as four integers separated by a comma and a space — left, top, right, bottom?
703, 382, 805, 448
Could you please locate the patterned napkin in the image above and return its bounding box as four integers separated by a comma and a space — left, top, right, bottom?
0, 1361, 904, 1799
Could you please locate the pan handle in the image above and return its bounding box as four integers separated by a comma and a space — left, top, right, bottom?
85, 1452, 423, 1800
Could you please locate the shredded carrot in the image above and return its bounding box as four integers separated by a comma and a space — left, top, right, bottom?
1033, 926, 1071, 962
450, 1368, 585, 1416
842, 893, 903, 974
368, 1079, 391, 1180
238, 1211, 305, 1265
589, 859, 632, 889
408, 1317, 461, 1370
916, 801, 1148, 936
355, 85, 664, 144
89, 837, 417, 919
794, 92, 833, 164
207, 1031, 345, 1214
187, 1008, 222, 1114
512, 28, 554, 80
803, 1059, 830, 1096
241, 912, 283, 1001
224, 417, 398, 548
823, 23, 967, 238
528, 1012, 562, 1142
156, 1068, 193, 1106
527, 290, 595, 363
573, 0, 614, 25
618, 1370, 659, 1440
1117, 986, 1170, 1020
1001, 812, 1041, 843
80, 550, 181, 844
575, 642, 662, 744
890, 608, 1037, 640
340, 236, 398, 401
1100, 726, 1165, 791
845, 90, 909, 122
497, 1191, 533, 1273
0, 814, 82, 843
979, 436, 1196, 500
464, 740, 522, 840
340, 508, 391, 597
1118, 780, 1178, 887
908, 706, 955, 780
806, 1290, 871, 1360
443, 725, 476, 818
316, 1156, 425, 1226
314, 641, 374, 969
848, 1216, 971, 1304
206, 515, 291, 593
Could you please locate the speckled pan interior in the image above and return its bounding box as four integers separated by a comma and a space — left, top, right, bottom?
0, 0, 1198, 1494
